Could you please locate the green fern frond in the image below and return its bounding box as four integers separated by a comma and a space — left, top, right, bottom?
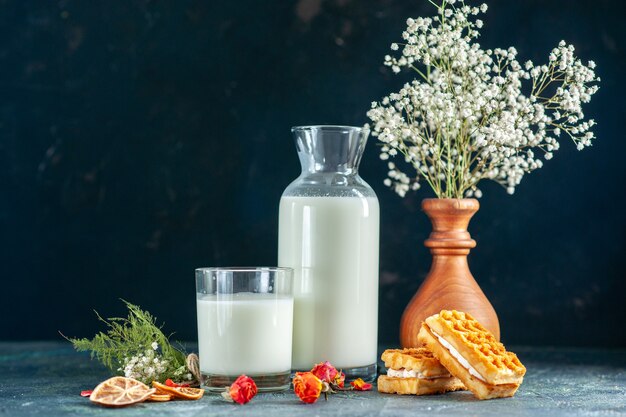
62, 300, 188, 384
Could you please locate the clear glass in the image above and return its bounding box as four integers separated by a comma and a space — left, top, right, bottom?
278, 125, 379, 381
195, 267, 294, 392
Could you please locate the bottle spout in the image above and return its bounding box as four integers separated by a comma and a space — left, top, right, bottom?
292, 125, 369, 174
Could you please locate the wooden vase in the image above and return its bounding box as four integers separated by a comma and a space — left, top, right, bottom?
399, 198, 500, 347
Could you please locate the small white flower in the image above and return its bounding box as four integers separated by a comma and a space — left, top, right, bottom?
151, 342, 159, 351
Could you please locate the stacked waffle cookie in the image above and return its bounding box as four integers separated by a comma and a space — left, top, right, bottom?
378, 310, 526, 400
378, 347, 465, 395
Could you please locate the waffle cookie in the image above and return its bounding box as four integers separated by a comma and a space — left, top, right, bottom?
377, 347, 465, 395
417, 310, 526, 400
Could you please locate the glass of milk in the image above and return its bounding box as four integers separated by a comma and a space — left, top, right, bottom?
195, 267, 294, 392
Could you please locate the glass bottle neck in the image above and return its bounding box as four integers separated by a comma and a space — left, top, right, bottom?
292, 125, 369, 175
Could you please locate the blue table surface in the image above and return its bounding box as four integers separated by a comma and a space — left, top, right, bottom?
0, 342, 624, 416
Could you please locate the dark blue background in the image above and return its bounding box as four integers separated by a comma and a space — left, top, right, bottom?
1, 0, 624, 347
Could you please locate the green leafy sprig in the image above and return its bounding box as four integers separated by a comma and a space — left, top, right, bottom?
62, 300, 190, 384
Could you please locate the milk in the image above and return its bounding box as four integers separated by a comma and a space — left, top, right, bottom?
278, 196, 379, 370
196, 293, 294, 375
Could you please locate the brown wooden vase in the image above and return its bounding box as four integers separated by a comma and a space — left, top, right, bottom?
399, 198, 500, 347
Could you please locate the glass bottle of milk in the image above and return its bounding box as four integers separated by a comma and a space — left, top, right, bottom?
278, 125, 379, 381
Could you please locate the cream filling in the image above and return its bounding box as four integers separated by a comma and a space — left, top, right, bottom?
386, 368, 451, 379
431, 330, 487, 382
387, 368, 418, 378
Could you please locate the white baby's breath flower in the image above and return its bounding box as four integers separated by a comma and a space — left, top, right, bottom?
151, 341, 159, 351
368, 0, 599, 199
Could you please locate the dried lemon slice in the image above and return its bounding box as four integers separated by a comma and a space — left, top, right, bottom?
90, 376, 156, 407
152, 381, 204, 400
